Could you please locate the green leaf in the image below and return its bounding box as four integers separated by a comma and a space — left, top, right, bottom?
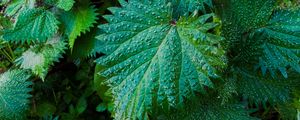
96, 103, 107, 112
45, 0, 75, 11
96, 1, 225, 119
15, 35, 67, 80
0, 70, 32, 120
3, 8, 59, 43
218, 0, 276, 55
71, 27, 101, 59
176, 0, 213, 15
165, 96, 257, 120
36, 102, 57, 117
255, 9, 300, 77
4, 0, 35, 16
59, 1, 98, 49
76, 97, 87, 114
235, 67, 300, 106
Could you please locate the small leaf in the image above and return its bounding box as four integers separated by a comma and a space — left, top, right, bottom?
15, 35, 67, 80
76, 97, 87, 114
96, 103, 107, 112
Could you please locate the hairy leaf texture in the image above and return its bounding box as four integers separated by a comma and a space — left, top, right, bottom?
59, 1, 98, 49
165, 96, 257, 120
235, 67, 300, 106
3, 8, 59, 43
0, 70, 32, 120
4, 0, 35, 16
174, 0, 213, 17
45, 0, 75, 11
15, 35, 67, 80
255, 9, 300, 77
219, 0, 300, 77
219, 0, 276, 56
96, 0, 225, 119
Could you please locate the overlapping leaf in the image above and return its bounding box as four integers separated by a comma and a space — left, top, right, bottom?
59, 1, 98, 49
45, 0, 75, 11
15, 35, 66, 80
3, 8, 59, 43
255, 9, 300, 77
235, 67, 300, 106
96, 0, 225, 119
4, 0, 35, 16
0, 70, 32, 120
219, 0, 300, 77
165, 96, 257, 120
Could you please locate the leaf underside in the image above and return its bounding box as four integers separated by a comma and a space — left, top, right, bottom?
15, 36, 67, 80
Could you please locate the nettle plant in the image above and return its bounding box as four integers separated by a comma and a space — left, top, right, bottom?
0, 0, 300, 120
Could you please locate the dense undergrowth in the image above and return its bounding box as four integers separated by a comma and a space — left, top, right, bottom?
0, 0, 300, 120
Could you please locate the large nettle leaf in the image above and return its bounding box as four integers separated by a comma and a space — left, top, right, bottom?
96, 0, 225, 119
0, 70, 32, 120
15, 35, 67, 80
3, 8, 59, 43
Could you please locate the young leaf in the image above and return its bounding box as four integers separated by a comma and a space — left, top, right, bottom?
3, 8, 59, 43
15, 35, 66, 80
59, 1, 98, 49
0, 70, 32, 120
96, 0, 225, 119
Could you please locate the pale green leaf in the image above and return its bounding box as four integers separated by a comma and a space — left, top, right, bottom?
15, 35, 67, 80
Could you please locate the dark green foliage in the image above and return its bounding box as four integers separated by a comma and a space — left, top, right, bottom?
165, 95, 257, 120
0, 0, 299, 120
